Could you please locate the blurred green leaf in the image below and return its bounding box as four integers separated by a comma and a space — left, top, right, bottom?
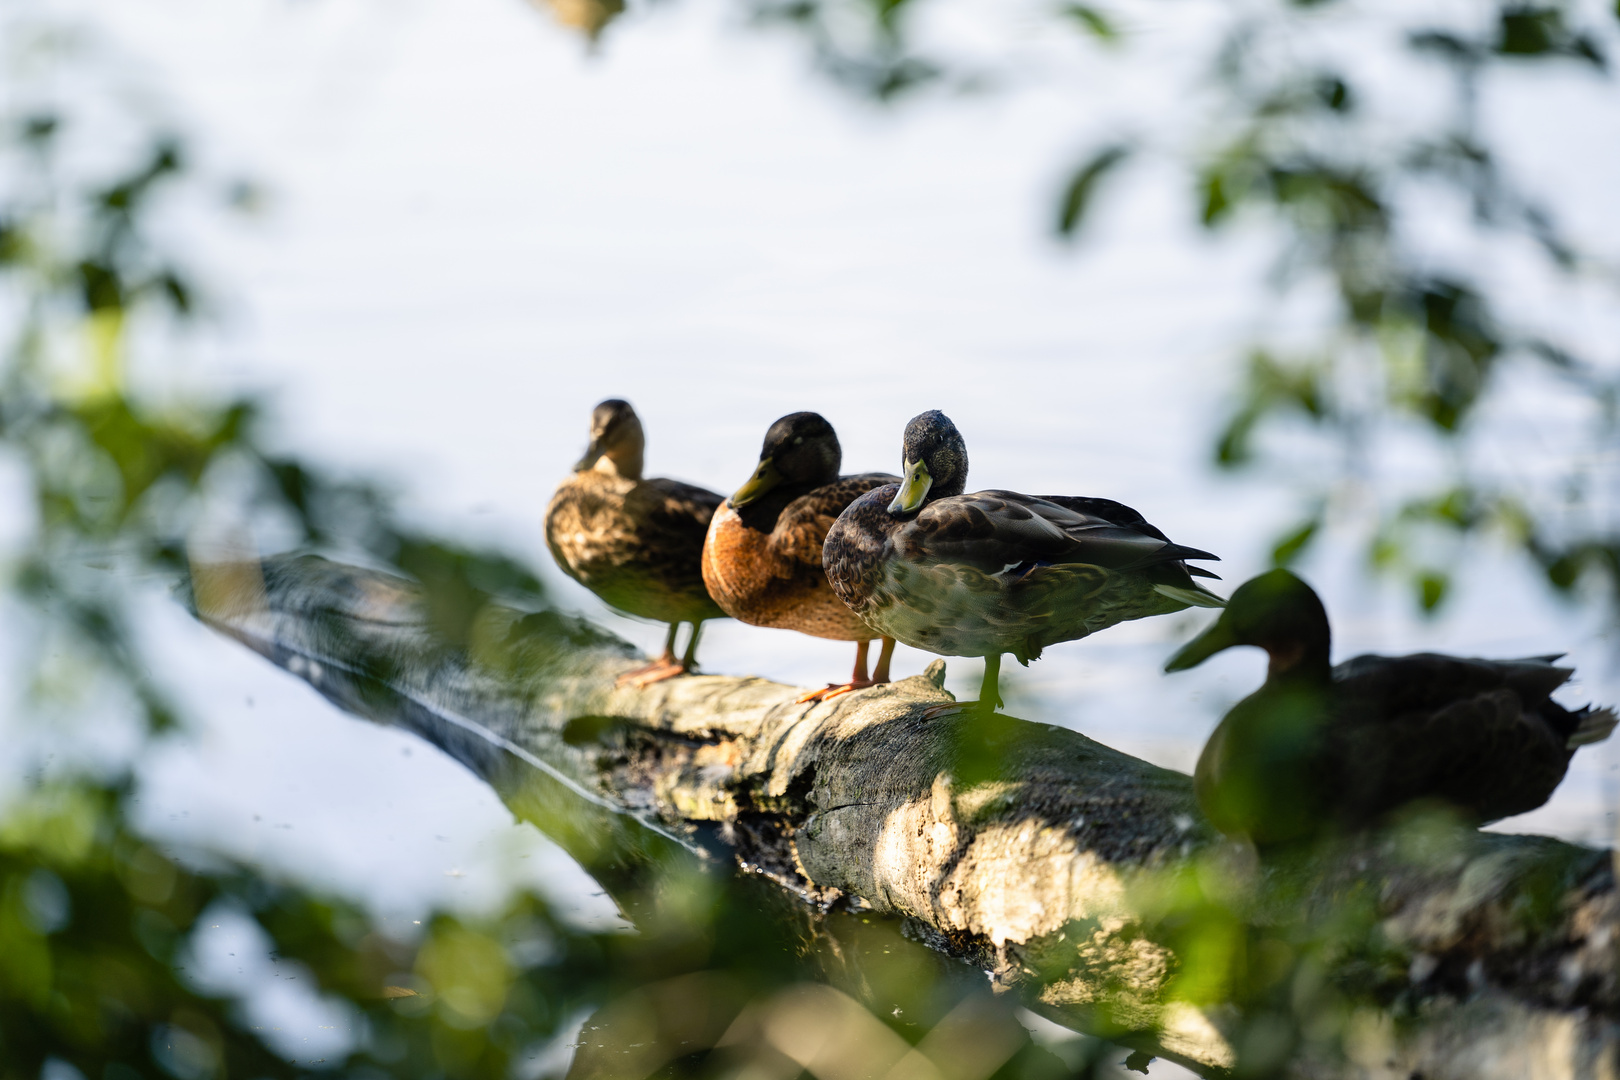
1316, 75, 1351, 111
1213, 351, 1327, 468
394, 538, 546, 650
1271, 518, 1320, 567
1056, 144, 1130, 237
1060, 4, 1119, 43
1497, 7, 1606, 67
1417, 570, 1450, 613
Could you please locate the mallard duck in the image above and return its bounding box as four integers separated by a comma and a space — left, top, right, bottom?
702, 412, 899, 703
1165, 569, 1618, 846
822, 410, 1224, 713
546, 399, 726, 687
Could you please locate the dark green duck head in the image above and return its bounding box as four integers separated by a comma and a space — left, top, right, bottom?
729, 412, 842, 508
1165, 568, 1332, 681
574, 399, 646, 479
889, 410, 969, 517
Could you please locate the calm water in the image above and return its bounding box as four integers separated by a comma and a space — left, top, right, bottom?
5, 0, 1619, 1067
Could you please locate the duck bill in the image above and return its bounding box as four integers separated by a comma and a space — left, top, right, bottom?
1164, 616, 1238, 672
730, 458, 783, 508
573, 442, 605, 472
888, 462, 932, 514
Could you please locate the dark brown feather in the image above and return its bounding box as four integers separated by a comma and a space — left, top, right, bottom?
546, 468, 725, 626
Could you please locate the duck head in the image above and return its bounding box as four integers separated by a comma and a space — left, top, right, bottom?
890, 410, 969, 516
574, 399, 646, 480
730, 412, 841, 508
1164, 568, 1332, 680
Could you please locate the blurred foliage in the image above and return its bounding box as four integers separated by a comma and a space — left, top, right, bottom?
530, 0, 626, 43
718, 0, 1620, 616
0, 36, 1106, 1080
0, 106, 548, 725
0, 773, 1111, 1080
4, 6, 1608, 1078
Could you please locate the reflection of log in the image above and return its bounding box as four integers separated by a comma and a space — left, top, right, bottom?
197, 555, 1620, 1079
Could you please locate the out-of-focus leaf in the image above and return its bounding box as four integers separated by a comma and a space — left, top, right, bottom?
1315, 75, 1351, 111
157, 271, 191, 314
1060, 4, 1119, 42
1214, 351, 1329, 468
393, 538, 546, 652
1408, 29, 1484, 62
21, 114, 59, 145
1498, 7, 1560, 55
1055, 143, 1130, 237
1201, 170, 1226, 226
1497, 7, 1607, 67
1271, 518, 1320, 567
529, 0, 625, 42
874, 0, 915, 32
1417, 570, 1449, 613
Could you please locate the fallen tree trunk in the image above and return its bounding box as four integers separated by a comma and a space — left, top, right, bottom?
193, 555, 1620, 1078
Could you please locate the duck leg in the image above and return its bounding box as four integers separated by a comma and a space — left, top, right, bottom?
920, 653, 1003, 719
872, 637, 895, 683
679, 620, 705, 673
980, 653, 1004, 711
617, 622, 688, 688
796, 636, 896, 703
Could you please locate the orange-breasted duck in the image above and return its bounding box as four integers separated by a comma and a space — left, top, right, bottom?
703, 412, 899, 702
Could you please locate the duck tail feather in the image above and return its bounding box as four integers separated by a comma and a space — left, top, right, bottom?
1160, 543, 1220, 563
1155, 583, 1226, 609
1186, 565, 1222, 580
1567, 706, 1618, 749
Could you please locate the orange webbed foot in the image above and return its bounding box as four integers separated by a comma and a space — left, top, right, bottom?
795, 678, 886, 704
616, 660, 688, 689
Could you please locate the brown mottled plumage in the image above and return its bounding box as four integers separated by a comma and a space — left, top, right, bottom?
702, 413, 898, 702
1165, 569, 1618, 846
823, 410, 1222, 713
546, 400, 725, 686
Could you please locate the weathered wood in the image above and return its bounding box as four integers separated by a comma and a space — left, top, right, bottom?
194, 555, 1620, 1078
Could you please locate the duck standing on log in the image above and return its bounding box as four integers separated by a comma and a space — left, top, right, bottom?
546, 399, 727, 687
822, 410, 1224, 714
1165, 568, 1618, 846
702, 412, 900, 702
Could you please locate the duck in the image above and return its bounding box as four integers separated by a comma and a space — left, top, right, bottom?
1164, 568, 1618, 846
822, 410, 1224, 713
546, 399, 727, 687
702, 412, 900, 703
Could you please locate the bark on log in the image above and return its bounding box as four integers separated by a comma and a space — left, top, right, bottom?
193, 555, 1620, 1079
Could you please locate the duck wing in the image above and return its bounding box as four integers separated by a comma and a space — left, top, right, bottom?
900, 490, 1215, 577
1037, 494, 1221, 568
1332, 687, 1579, 824
1037, 495, 1171, 542
771, 473, 898, 570
1334, 653, 1572, 716
624, 477, 726, 567
632, 476, 723, 528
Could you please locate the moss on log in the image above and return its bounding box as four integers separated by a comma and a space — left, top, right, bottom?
194, 555, 1620, 1078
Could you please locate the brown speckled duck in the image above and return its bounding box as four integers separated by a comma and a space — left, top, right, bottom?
1165, 569, 1618, 846
546, 399, 726, 687
703, 412, 899, 702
